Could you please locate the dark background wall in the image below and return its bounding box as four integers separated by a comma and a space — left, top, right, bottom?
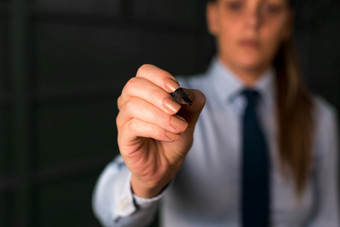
0, 0, 339, 226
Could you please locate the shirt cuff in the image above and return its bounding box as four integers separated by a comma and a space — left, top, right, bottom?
132, 183, 169, 209
113, 168, 169, 220
113, 168, 136, 219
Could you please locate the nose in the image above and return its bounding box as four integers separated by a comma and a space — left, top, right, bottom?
245, 7, 262, 30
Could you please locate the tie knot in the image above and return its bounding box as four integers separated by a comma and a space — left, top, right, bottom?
241, 89, 260, 106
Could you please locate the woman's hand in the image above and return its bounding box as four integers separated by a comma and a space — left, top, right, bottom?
116, 64, 205, 198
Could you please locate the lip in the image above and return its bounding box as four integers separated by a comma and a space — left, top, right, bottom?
238, 39, 260, 48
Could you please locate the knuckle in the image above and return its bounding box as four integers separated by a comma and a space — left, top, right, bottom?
151, 87, 162, 100
165, 114, 173, 127
137, 64, 152, 76
115, 114, 121, 128
128, 118, 138, 132
124, 77, 139, 92
125, 97, 141, 115
153, 110, 161, 123
116, 112, 125, 129
148, 123, 163, 140
153, 110, 171, 128
117, 96, 122, 109
123, 99, 134, 114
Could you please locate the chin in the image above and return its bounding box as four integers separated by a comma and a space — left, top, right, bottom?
235, 57, 266, 72
221, 52, 270, 73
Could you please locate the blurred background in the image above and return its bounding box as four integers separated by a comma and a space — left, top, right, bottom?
0, 0, 339, 226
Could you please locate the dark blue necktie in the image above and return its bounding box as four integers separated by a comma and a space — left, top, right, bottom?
241, 89, 270, 227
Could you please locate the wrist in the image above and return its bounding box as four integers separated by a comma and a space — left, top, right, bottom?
131, 175, 168, 198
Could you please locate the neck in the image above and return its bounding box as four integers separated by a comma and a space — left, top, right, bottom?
218, 57, 269, 87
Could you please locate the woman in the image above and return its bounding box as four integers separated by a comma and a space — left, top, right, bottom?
93, 0, 339, 226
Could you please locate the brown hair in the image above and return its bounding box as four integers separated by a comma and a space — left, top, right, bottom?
274, 38, 315, 196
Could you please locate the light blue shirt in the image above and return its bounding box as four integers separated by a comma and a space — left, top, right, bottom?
92, 58, 339, 227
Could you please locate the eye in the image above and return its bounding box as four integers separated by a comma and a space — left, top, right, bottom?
226, 1, 243, 11
263, 3, 283, 14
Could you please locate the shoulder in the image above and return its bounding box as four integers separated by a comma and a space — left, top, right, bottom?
313, 96, 338, 127
312, 95, 338, 155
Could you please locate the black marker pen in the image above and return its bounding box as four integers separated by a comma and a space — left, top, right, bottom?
171, 87, 193, 105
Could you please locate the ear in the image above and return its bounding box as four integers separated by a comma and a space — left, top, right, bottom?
206, 2, 219, 36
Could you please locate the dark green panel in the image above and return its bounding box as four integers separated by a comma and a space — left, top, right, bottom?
35, 0, 121, 16
37, 176, 101, 227
0, 192, 15, 227
36, 100, 117, 169
0, 109, 12, 173
132, 0, 205, 26
0, 193, 6, 227
0, 18, 9, 93
295, 8, 340, 110
35, 23, 198, 94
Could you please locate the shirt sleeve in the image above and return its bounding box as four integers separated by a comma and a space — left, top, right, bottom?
92, 155, 167, 227
308, 104, 339, 227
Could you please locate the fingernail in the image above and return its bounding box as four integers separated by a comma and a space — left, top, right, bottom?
164, 98, 181, 114
165, 131, 180, 141
170, 116, 188, 132
164, 78, 179, 93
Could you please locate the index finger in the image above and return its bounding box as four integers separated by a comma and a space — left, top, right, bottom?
136, 64, 179, 93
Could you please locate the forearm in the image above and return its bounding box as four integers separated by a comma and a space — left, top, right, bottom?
92, 156, 162, 226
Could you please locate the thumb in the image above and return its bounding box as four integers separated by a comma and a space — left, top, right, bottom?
177, 88, 206, 135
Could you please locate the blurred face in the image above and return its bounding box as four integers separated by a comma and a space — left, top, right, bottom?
207, 0, 292, 76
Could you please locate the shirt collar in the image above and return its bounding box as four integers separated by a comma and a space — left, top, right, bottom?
207, 57, 275, 106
